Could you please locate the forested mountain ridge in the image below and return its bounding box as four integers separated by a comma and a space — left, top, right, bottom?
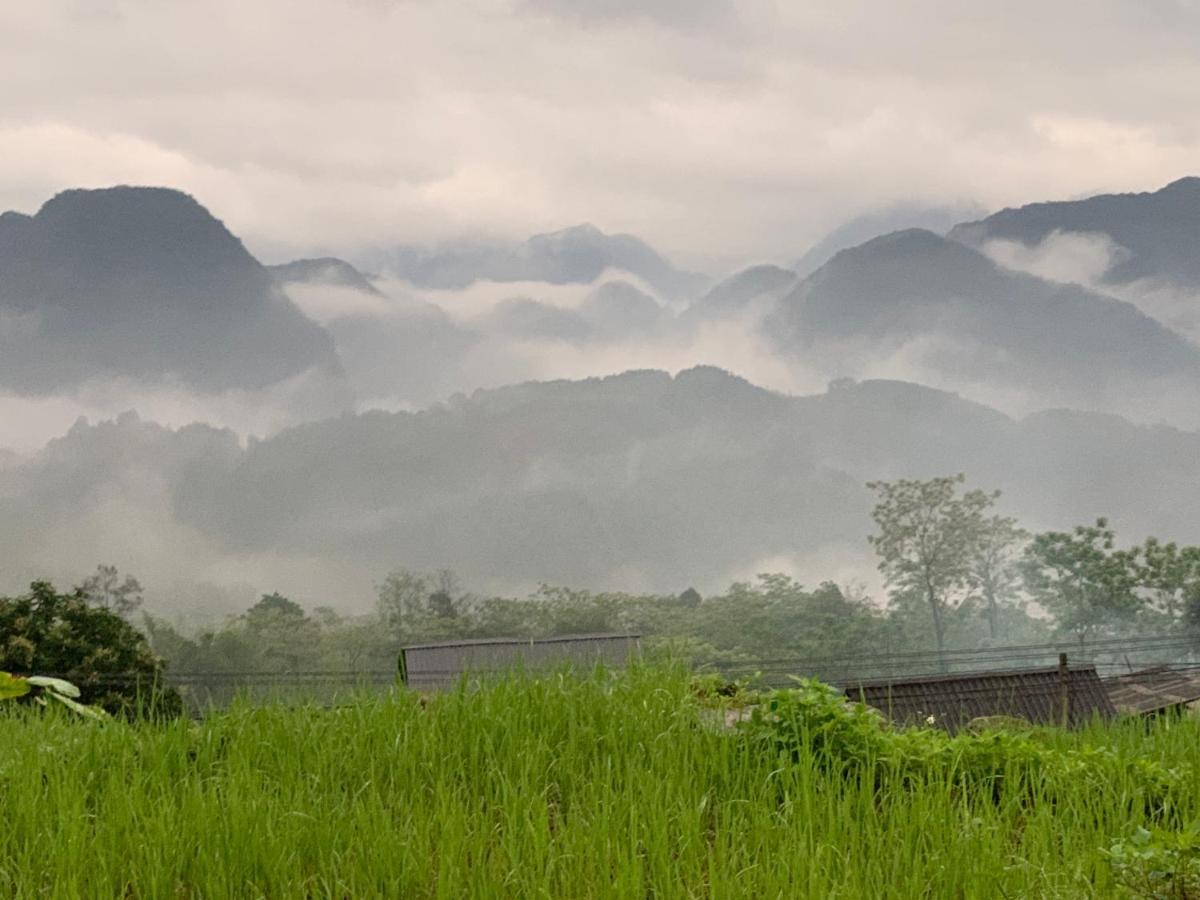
0, 186, 339, 393
949, 176, 1200, 288
6, 366, 1200, 603
765, 227, 1200, 419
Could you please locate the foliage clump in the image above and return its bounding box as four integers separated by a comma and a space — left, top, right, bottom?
739, 679, 1181, 815
0, 581, 181, 718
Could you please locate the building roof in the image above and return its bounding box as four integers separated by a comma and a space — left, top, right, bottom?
1104, 666, 1200, 715
842, 664, 1116, 732
401, 633, 640, 651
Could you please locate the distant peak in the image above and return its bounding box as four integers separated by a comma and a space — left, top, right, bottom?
1159, 176, 1200, 194
673, 364, 747, 386
860, 227, 947, 251
38, 185, 208, 216
270, 257, 383, 297
822, 227, 986, 270
529, 222, 606, 242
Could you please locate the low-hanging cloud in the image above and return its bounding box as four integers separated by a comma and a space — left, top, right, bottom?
0, 368, 352, 454
980, 229, 1200, 344
981, 230, 1128, 288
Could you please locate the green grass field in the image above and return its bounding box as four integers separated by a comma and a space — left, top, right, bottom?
4, 665, 1199, 898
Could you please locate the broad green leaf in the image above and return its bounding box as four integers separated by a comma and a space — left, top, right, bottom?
27, 676, 81, 699
0, 672, 30, 701
46, 691, 108, 720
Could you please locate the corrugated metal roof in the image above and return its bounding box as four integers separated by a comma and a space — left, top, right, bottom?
401, 633, 641, 690
1104, 666, 1200, 715
843, 664, 1116, 732
401, 633, 641, 651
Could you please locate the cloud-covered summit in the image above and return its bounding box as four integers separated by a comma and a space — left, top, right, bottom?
0, 186, 338, 394
270, 257, 382, 298
950, 177, 1200, 289
767, 227, 1200, 417
363, 223, 708, 301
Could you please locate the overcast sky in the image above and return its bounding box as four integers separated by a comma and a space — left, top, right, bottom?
2, 0, 1199, 271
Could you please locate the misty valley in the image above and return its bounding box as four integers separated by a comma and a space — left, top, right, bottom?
5, 179, 1200, 614
8, 175, 1200, 897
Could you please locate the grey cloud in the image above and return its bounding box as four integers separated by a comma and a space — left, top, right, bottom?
4, 1, 1200, 266
522, 0, 735, 29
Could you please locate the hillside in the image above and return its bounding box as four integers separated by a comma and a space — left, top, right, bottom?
0, 187, 338, 393
7, 367, 1200, 600
950, 177, 1200, 288
767, 228, 1200, 411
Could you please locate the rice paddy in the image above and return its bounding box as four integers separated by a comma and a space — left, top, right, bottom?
3, 665, 1198, 898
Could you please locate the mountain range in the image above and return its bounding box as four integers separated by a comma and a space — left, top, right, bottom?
5, 366, 1200, 604
766, 228, 1200, 415
3, 177, 1200, 607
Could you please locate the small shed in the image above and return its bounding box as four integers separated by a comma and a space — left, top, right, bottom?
842, 664, 1116, 732
400, 633, 641, 690
1104, 666, 1200, 715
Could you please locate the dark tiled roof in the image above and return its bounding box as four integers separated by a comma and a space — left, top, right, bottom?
1104, 666, 1200, 715
843, 665, 1116, 732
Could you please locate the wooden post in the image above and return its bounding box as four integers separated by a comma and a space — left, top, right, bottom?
1057, 652, 1070, 727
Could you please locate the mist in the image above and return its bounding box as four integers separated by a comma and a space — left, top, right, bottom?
3, 0, 1200, 652
8, 181, 1200, 632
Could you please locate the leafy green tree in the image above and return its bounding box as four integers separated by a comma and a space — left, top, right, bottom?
532, 584, 624, 636
242, 593, 319, 672
244, 592, 307, 629
1136, 538, 1200, 628
0, 581, 180, 717
969, 514, 1029, 641
427, 570, 463, 621
868, 475, 996, 659
377, 568, 470, 642
1021, 518, 1140, 643
377, 569, 432, 640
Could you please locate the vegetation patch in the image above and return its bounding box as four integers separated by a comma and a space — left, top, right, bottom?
4, 666, 1200, 897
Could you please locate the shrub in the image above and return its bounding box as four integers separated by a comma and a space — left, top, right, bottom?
0, 581, 181, 718
739, 679, 1181, 811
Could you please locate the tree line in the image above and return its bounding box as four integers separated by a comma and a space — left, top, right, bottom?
5, 474, 1200, 713
868, 474, 1200, 657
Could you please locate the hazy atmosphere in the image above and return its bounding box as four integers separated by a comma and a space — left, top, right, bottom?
2, 0, 1200, 620
12, 5, 1200, 896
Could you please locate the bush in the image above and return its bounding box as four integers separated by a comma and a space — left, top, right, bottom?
0, 581, 181, 718
739, 679, 1181, 811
